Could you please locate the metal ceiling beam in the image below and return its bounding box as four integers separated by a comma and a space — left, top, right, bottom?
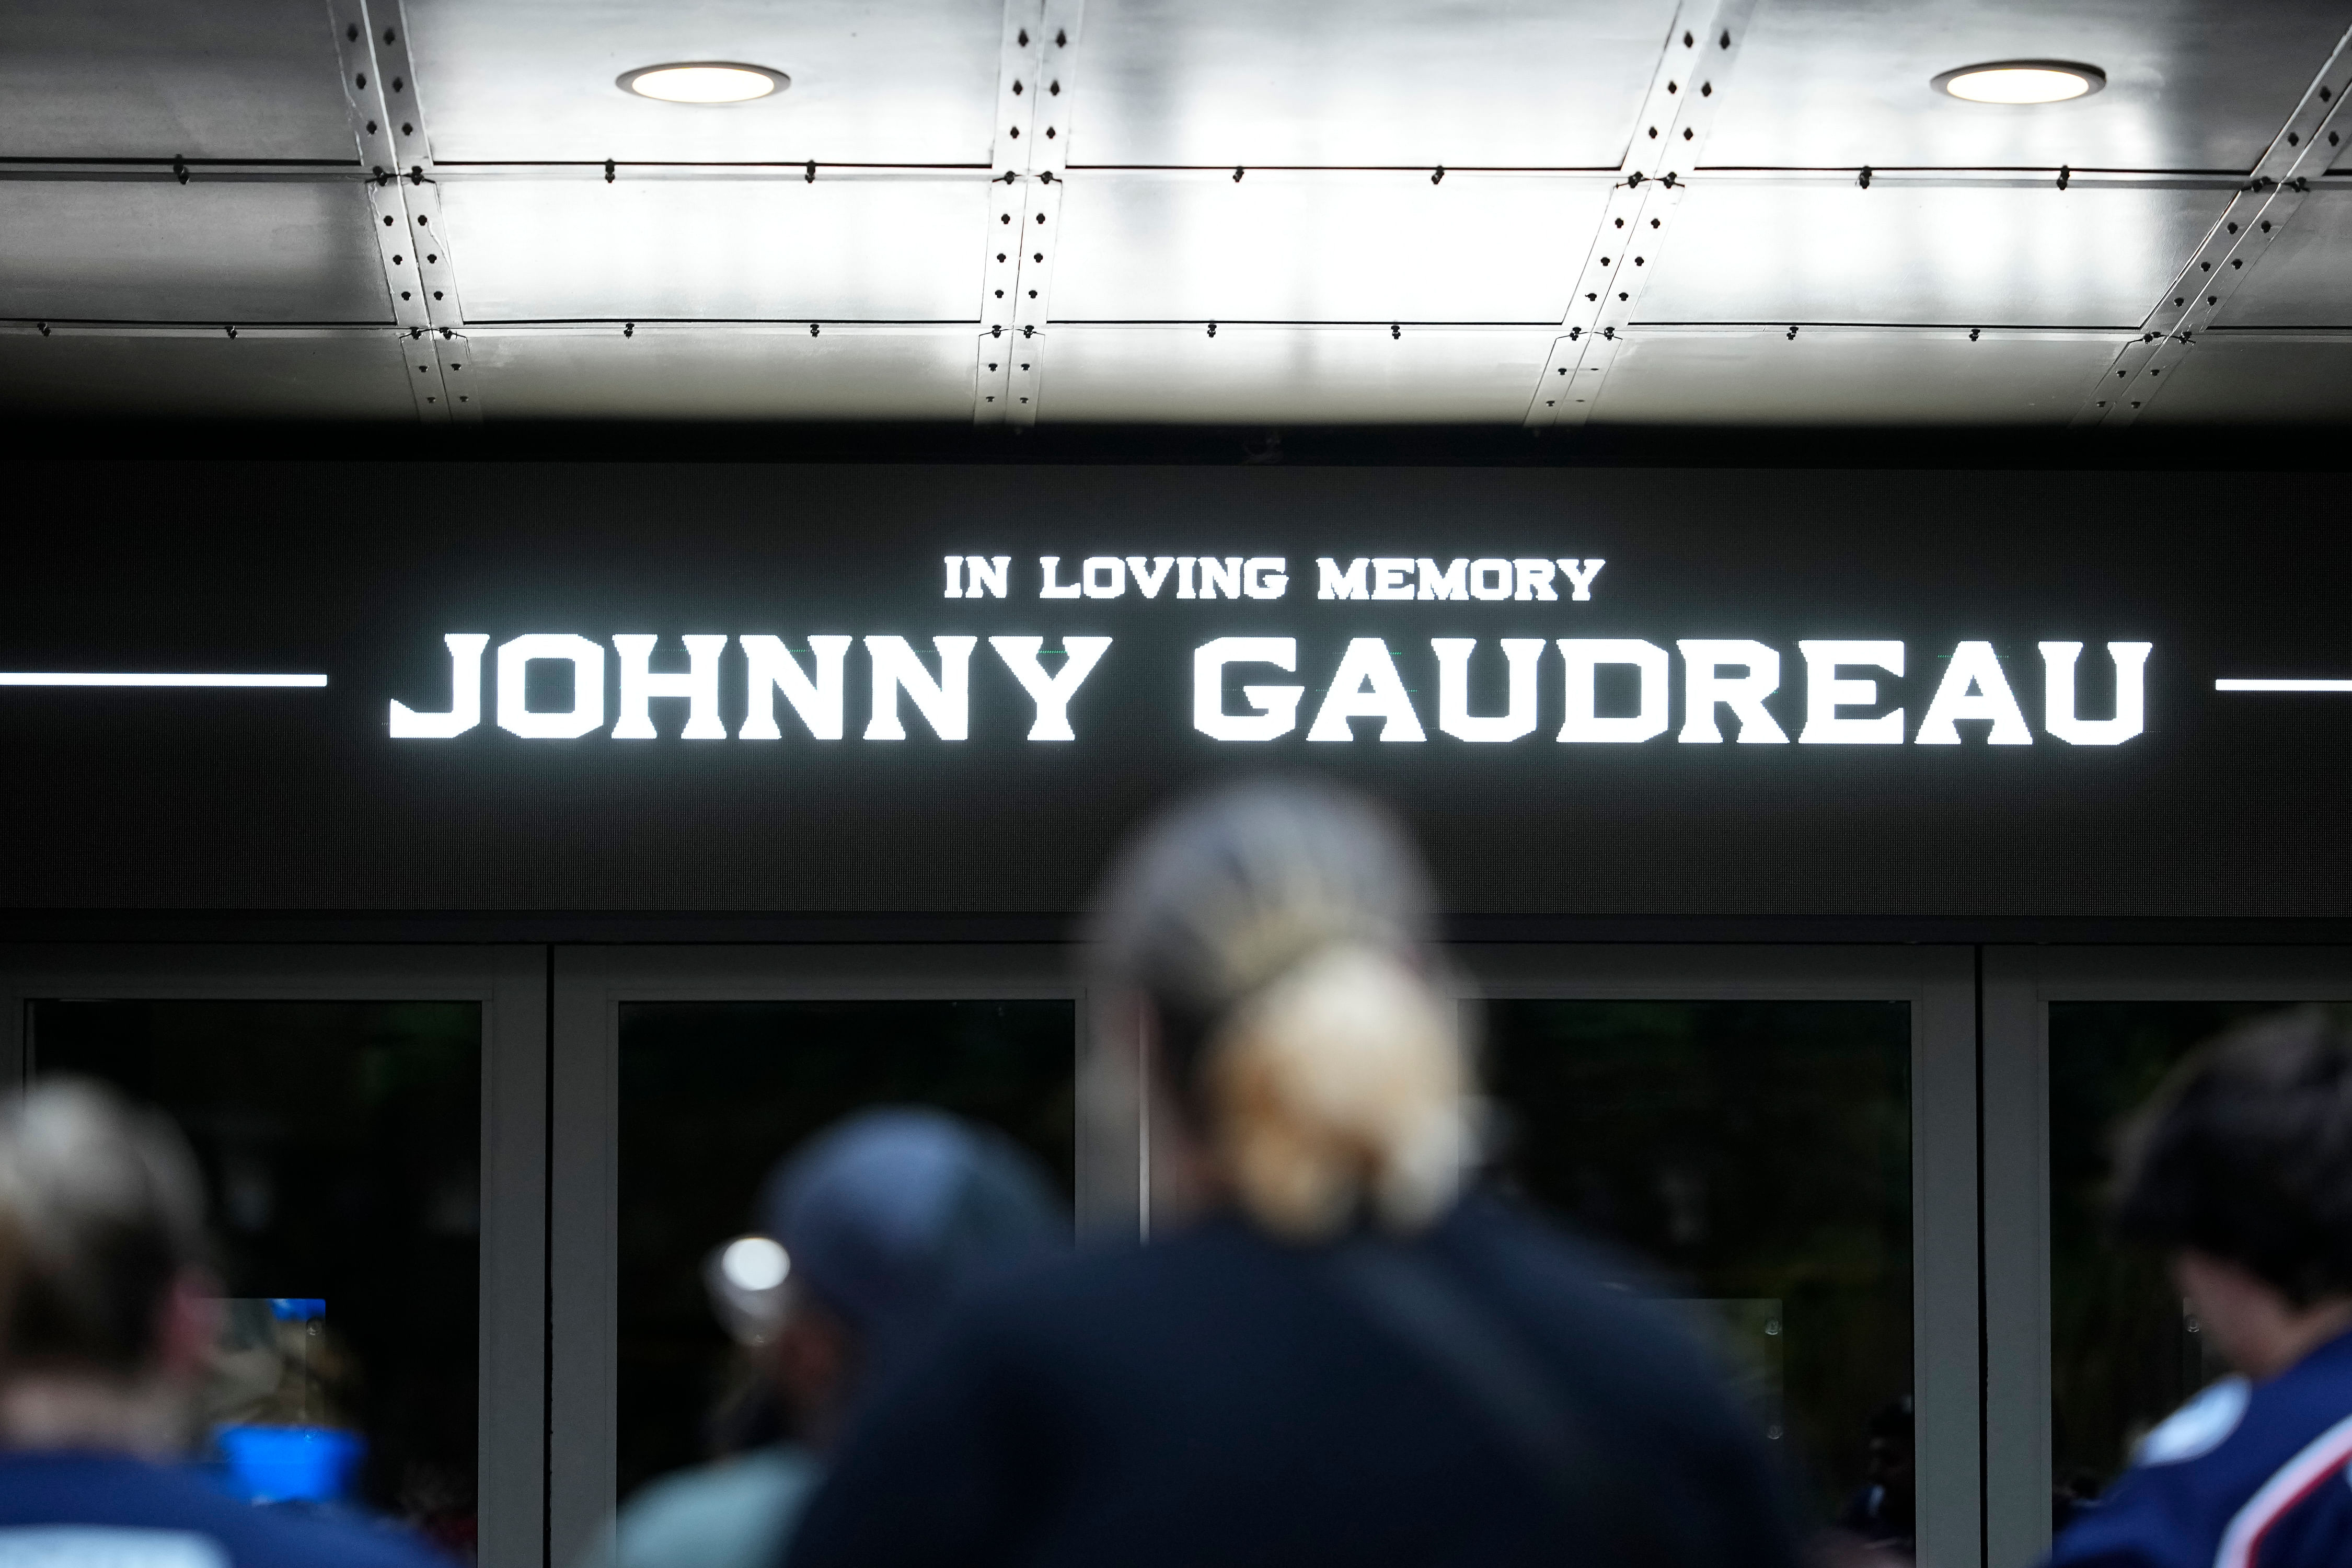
16, 322, 2345, 347
328, 0, 478, 424
975, 0, 1085, 426
0, 161, 2257, 194
1524, 0, 1758, 430
2080, 23, 2352, 428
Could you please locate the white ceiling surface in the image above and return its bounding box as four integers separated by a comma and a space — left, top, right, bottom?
2, 0, 2350, 425
1069, 0, 1680, 167
0, 0, 351, 160
1705, 0, 2350, 170
1051, 173, 1615, 323
440, 178, 990, 321
460, 328, 979, 418
0, 331, 416, 418
2214, 193, 2352, 327
407, 0, 1004, 164
2139, 336, 2352, 421
0, 182, 392, 322
1639, 183, 2231, 326
1590, 328, 2132, 423
1044, 326, 1563, 422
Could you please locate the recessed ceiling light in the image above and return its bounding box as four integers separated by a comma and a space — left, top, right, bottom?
618, 62, 789, 105
1933, 60, 2105, 104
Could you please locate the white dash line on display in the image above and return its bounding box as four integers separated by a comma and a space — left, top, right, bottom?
0, 673, 329, 688
2215, 678, 2352, 693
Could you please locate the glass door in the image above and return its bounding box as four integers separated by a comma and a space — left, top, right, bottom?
0, 947, 546, 1568
1982, 948, 2352, 1568
1457, 947, 1978, 1568
548, 947, 1088, 1568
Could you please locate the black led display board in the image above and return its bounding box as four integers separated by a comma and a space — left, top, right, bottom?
3, 460, 2347, 923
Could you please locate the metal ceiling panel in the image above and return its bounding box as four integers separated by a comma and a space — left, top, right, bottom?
1039, 325, 1559, 421
457, 327, 976, 418
0, 182, 391, 322
2138, 334, 2352, 420
1589, 325, 2128, 422
0, 0, 355, 161
407, 0, 1001, 165
1638, 181, 2228, 325
1051, 171, 1611, 324
0, 328, 413, 417
1070, 0, 1679, 167
436, 178, 987, 321
2211, 192, 2352, 326
1703, 0, 2347, 171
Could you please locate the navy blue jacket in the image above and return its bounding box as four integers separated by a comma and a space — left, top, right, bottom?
786, 1194, 1800, 1568
0, 1452, 452, 1568
2051, 1329, 2352, 1568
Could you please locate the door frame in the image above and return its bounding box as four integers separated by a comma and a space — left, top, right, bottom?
1981, 946, 2352, 1568
1456, 944, 1981, 1568
0, 943, 549, 1568
546, 944, 1091, 1568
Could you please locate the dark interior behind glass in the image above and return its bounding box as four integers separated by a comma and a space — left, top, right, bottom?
615, 999, 1075, 1504
1484, 999, 1913, 1526
30, 999, 482, 1557
2046, 1001, 2290, 1504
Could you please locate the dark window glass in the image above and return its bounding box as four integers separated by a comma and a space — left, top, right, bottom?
2047, 1001, 2280, 1503
1484, 1000, 1913, 1527
616, 999, 1075, 1503
30, 1000, 481, 1557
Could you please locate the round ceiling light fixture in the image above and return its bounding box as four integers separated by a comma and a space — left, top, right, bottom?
619, 62, 789, 104
1933, 60, 2105, 104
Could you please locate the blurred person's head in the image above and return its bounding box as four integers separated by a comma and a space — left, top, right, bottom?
2114, 1008, 2352, 1379
712, 1108, 1062, 1447
0, 1078, 218, 1454
1864, 1396, 1915, 1497
1090, 775, 1468, 1242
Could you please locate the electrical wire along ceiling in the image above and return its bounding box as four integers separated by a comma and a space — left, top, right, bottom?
2, 0, 2349, 425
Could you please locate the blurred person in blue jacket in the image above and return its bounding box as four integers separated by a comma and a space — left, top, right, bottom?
2049, 1010, 2352, 1568
785, 778, 1802, 1568
1835, 1397, 1916, 1559
0, 1078, 450, 1568
595, 1109, 1064, 1568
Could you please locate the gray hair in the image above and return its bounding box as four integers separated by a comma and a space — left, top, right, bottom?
0, 1079, 209, 1374
1090, 777, 1468, 1238
1092, 777, 1437, 1058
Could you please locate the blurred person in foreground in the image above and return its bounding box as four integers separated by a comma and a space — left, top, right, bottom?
0, 1078, 448, 1568
2048, 1010, 2352, 1568
598, 1109, 1064, 1568
786, 778, 1802, 1568
1833, 1397, 1916, 1561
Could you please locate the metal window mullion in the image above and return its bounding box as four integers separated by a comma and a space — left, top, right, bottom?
1454, 942, 1981, 1568
0, 944, 546, 1568
480, 948, 549, 1568
1979, 947, 2050, 1568
1981, 946, 2352, 1568
547, 948, 620, 1568
544, 944, 1088, 1566
1913, 949, 1985, 1568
